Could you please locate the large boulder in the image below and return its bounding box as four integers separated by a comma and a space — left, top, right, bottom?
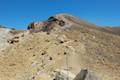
53, 69, 75, 80
74, 69, 99, 80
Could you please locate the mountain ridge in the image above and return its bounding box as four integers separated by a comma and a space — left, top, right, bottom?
0, 14, 120, 80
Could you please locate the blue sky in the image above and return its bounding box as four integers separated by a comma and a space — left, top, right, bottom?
0, 0, 120, 29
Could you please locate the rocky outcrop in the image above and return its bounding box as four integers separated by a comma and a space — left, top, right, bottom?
74, 69, 99, 80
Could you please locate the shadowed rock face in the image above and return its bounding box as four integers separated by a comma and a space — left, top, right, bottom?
0, 14, 120, 80
27, 16, 66, 33
74, 69, 99, 80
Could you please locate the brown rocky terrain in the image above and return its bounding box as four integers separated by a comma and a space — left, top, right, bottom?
0, 14, 120, 80
104, 27, 120, 35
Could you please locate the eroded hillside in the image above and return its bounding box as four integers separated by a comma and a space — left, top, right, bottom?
0, 14, 120, 80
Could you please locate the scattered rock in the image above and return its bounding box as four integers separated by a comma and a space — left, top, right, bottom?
32, 76, 35, 80
57, 53, 60, 55
7, 40, 14, 44
7, 39, 19, 44
41, 51, 47, 55
45, 39, 50, 42
33, 54, 36, 56
9, 63, 16, 66
49, 57, 53, 60
7, 36, 20, 44
59, 40, 64, 44
64, 52, 67, 55
27, 47, 33, 50
14, 36, 19, 39
74, 40, 78, 42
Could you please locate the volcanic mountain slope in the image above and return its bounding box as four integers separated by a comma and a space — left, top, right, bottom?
0, 14, 120, 80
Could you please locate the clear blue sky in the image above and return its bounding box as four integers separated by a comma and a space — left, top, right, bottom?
0, 0, 120, 29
